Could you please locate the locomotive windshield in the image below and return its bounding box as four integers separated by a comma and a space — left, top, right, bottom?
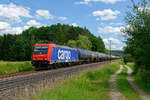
34, 46, 49, 55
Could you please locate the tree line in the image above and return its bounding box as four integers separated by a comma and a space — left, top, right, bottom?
0, 23, 106, 61
123, 0, 150, 81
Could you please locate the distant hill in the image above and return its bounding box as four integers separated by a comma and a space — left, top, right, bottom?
111, 50, 124, 57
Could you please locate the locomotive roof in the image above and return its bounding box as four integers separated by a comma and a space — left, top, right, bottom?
56, 45, 74, 50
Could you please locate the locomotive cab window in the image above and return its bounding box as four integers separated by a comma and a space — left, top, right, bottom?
34, 46, 49, 55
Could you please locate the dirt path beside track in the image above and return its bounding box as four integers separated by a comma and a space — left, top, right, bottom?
109, 65, 125, 100
125, 65, 150, 100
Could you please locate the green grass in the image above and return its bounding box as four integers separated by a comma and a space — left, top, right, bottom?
117, 66, 140, 100
133, 73, 150, 94
32, 62, 120, 100
126, 63, 150, 95
0, 61, 34, 74
126, 63, 134, 70
120, 59, 125, 65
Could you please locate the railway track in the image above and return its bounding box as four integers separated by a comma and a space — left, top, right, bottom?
0, 71, 37, 79
0, 61, 110, 99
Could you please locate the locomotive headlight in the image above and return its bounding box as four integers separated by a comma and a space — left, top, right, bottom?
44, 58, 47, 60
33, 58, 36, 60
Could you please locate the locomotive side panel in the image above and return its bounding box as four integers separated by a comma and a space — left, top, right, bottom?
51, 47, 78, 64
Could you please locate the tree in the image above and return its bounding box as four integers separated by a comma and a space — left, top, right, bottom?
0, 34, 17, 60
0, 36, 3, 59
67, 35, 92, 50
0, 23, 106, 61
11, 37, 26, 61
67, 40, 77, 48
76, 35, 92, 50
22, 27, 36, 60
89, 35, 105, 52
123, 0, 150, 73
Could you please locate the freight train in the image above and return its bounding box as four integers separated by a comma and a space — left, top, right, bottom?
31, 43, 119, 70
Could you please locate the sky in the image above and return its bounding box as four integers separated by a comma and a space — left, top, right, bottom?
0, 0, 133, 50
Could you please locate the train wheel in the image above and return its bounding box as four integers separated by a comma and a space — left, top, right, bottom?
35, 67, 41, 71
48, 65, 52, 69
53, 64, 57, 69
68, 63, 71, 66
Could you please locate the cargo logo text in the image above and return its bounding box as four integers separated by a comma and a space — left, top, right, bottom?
58, 49, 71, 60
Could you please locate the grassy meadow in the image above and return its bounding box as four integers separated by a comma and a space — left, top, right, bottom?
0, 61, 34, 74
32, 62, 120, 100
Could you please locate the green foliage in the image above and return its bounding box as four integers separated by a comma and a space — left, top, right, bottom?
0, 23, 106, 61
133, 71, 150, 94
0, 34, 17, 61
67, 40, 77, 48
0, 61, 34, 74
86, 62, 120, 81
123, 0, 150, 74
127, 63, 134, 71
104, 49, 110, 54
76, 35, 92, 50
89, 35, 105, 52
127, 63, 150, 94
0, 36, 3, 60
11, 37, 26, 61
123, 0, 150, 94
67, 35, 92, 50
33, 62, 120, 100
123, 53, 133, 64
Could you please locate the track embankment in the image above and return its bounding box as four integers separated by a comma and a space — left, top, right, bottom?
0, 61, 111, 100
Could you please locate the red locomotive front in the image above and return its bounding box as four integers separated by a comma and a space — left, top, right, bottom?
31, 43, 56, 69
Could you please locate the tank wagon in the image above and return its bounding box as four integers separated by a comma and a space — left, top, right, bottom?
31, 43, 119, 70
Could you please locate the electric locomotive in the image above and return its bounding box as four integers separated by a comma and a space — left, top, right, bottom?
31, 43, 118, 70
31, 43, 78, 70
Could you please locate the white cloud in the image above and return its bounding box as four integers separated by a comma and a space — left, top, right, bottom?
27, 20, 41, 27
58, 17, 67, 21
0, 25, 39, 35
0, 3, 31, 23
92, 9, 120, 21
0, 21, 23, 35
23, 25, 31, 30
75, 0, 125, 5
103, 37, 122, 50
118, 47, 123, 50
138, 7, 150, 11
0, 27, 23, 35
109, 22, 122, 26
0, 22, 10, 30
0, 20, 43, 35
35, 10, 54, 20
75, 0, 91, 5
103, 37, 120, 44
98, 26, 123, 35
72, 23, 78, 27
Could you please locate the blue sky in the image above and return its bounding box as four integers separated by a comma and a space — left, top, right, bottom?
0, 0, 133, 50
